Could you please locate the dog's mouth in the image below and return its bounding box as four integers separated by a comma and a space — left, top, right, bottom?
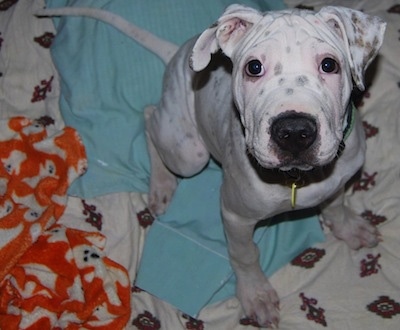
272, 146, 323, 171
247, 152, 338, 187
279, 163, 314, 172
248, 139, 341, 173
248, 147, 316, 171
276, 138, 346, 171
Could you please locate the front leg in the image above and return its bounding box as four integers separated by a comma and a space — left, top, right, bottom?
222, 204, 279, 328
321, 188, 381, 249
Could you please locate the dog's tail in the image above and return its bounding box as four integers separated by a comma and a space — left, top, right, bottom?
36, 7, 179, 64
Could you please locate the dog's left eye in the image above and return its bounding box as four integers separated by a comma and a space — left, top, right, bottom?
320, 58, 340, 74
245, 60, 264, 76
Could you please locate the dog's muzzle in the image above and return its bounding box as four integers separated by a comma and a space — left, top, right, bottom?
270, 113, 317, 156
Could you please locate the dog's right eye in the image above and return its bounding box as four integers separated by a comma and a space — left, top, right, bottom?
245, 60, 264, 77
320, 57, 340, 74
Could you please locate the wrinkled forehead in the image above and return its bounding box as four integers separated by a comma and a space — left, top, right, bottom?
234, 11, 346, 58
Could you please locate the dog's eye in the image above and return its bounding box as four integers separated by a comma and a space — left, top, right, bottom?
245, 60, 264, 76
320, 58, 339, 74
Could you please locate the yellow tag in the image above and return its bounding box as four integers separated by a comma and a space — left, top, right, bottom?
291, 182, 297, 208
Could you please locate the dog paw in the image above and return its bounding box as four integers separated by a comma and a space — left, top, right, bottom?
148, 175, 177, 216
330, 215, 381, 250
237, 276, 280, 328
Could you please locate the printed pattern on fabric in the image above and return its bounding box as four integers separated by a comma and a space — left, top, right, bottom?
31, 76, 54, 103
0, 225, 131, 329
82, 199, 103, 230
0, 117, 131, 329
299, 293, 327, 327
132, 310, 161, 330
367, 296, 400, 319
291, 247, 326, 269
0, 117, 87, 282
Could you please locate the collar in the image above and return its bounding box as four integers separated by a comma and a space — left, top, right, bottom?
343, 102, 356, 141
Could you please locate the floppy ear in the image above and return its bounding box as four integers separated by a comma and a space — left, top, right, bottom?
317, 6, 386, 91
190, 4, 263, 72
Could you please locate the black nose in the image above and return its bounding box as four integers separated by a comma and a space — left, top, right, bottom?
271, 113, 317, 155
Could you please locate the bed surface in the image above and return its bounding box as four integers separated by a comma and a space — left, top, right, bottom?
1, 0, 400, 329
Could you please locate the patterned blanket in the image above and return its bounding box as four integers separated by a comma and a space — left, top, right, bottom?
0, 117, 130, 329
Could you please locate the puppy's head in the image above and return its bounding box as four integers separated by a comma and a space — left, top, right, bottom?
191, 5, 385, 171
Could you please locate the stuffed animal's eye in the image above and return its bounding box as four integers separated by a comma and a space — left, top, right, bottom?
245, 59, 264, 76
320, 57, 339, 73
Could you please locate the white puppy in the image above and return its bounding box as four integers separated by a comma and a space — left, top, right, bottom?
38, 5, 386, 327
